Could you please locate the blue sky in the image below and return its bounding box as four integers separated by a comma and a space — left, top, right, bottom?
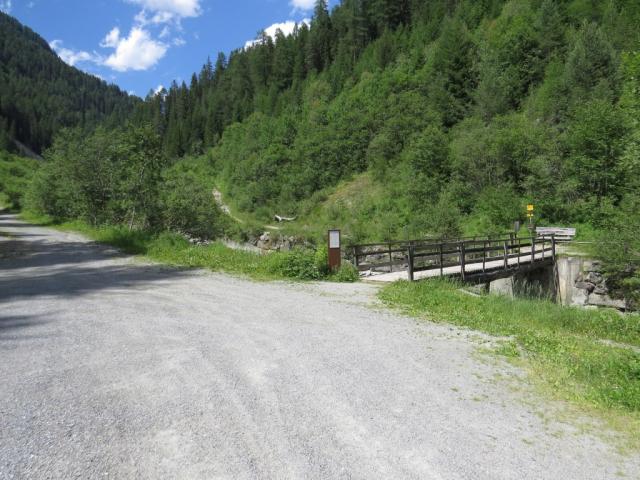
1, 0, 331, 97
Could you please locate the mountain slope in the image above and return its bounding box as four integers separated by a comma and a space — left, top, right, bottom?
0, 12, 137, 153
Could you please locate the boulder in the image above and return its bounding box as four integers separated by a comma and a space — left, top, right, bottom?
586, 271, 603, 284
593, 285, 608, 295
587, 293, 626, 311
575, 281, 595, 293
570, 287, 589, 306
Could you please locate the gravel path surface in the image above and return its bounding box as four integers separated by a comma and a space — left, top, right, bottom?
1, 213, 637, 479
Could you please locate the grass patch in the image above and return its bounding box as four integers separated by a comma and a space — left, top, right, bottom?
19, 212, 358, 282
379, 279, 640, 446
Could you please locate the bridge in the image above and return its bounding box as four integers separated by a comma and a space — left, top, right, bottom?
351, 235, 557, 284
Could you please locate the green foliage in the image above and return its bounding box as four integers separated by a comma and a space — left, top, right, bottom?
596, 194, 640, 304
564, 21, 619, 100
331, 262, 360, 282
0, 151, 38, 209
26, 124, 166, 228
268, 248, 323, 280
475, 1, 543, 120
565, 99, 626, 210
471, 185, 523, 234
161, 159, 225, 239
380, 279, 640, 426
0, 12, 136, 153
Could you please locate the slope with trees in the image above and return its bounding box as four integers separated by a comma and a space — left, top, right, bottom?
0, 12, 137, 153
17, 0, 640, 288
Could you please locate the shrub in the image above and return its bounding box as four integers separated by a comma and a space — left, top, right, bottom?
331, 262, 360, 283
267, 248, 322, 280
161, 164, 224, 239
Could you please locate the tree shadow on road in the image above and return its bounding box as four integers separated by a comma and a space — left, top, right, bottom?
0, 217, 193, 302
0, 261, 191, 302
0, 237, 129, 270
0, 313, 52, 343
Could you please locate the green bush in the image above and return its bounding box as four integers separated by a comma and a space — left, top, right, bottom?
0, 151, 38, 210
331, 262, 360, 283
314, 244, 330, 277
267, 248, 322, 280
161, 162, 224, 239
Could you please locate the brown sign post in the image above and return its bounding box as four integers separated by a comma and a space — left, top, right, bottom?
328, 230, 341, 272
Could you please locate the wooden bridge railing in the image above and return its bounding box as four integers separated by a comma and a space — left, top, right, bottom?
351, 234, 514, 273
350, 234, 557, 282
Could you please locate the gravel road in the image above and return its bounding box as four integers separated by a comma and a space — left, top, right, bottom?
1, 213, 637, 479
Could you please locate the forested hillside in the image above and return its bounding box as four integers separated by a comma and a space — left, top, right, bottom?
15, 0, 640, 288
0, 12, 137, 153
124, 0, 640, 238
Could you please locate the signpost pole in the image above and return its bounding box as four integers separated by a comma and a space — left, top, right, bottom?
328, 230, 341, 272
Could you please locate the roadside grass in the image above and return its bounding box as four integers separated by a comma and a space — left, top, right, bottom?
379, 279, 640, 448
19, 211, 359, 282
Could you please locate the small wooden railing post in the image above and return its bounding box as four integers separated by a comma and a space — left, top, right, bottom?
517, 238, 521, 267
552, 234, 556, 260
503, 240, 508, 270
353, 246, 359, 269
460, 242, 466, 281
388, 244, 393, 273
439, 243, 444, 277
531, 237, 536, 264
408, 245, 415, 282
482, 240, 487, 273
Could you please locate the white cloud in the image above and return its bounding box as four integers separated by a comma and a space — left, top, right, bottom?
50, 40, 101, 67
128, 0, 201, 23
154, 84, 166, 95
0, 0, 12, 13
100, 27, 121, 48
172, 37, 186, 46
245, 19, 310, 49
290, 0, 315, 11
102, 27, 167, 72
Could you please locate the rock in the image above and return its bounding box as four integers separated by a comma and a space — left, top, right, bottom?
570, 287, 589, 306
593, 285, 608, 295
587, 293, 626, 311
575, 282, 595, 293
586, 271, 603, 284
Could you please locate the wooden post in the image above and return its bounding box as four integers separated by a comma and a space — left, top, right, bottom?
552, 234, 556, 260
531, 237, 536, 264
408, 245, 415, 282
439, 243, 444, 277
517, 238, 521, 268
460, 242, 466, 281
503, 240, 508, 270
388, 244, 393, 273
482, 240, 487, 273
353, 246, 359, 269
